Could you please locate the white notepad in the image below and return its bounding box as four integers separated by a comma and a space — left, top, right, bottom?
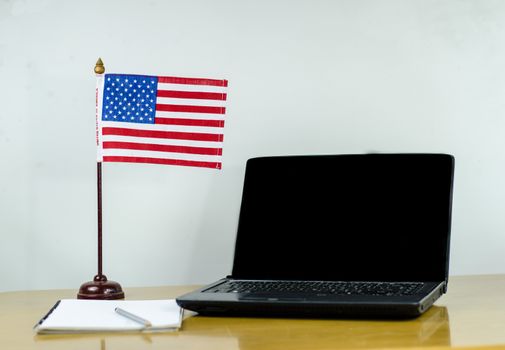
34, 299, 183, 334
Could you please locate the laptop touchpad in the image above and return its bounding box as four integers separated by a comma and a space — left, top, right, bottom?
240, 293, 306, 301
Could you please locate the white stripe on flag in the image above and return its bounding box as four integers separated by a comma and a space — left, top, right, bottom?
156, 97, 227, 107
155, 111, 226, 121
101, 121, 224, 134
157, 82, 227, 93
101, 135, 222, 148
101, 148, 222, 163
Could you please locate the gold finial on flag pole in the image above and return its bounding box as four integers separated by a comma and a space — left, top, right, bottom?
94, 58, 105, 75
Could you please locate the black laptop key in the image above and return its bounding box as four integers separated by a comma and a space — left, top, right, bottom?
204, 281, 424, 297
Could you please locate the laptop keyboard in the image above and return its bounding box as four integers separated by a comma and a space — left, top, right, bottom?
204, 280, 424, 296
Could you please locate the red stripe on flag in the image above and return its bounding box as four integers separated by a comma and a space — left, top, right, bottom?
156, 104, 226, 114
103, 156, 222, 169
156, 90, 227, 101
158, 76, 228, 87
102, 127, 223, 142
103, 141, 223, 156
156, 117, 224, 128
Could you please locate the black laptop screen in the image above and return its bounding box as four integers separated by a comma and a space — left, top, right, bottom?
231, 154, 454, 282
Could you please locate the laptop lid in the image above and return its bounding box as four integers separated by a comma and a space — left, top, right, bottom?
231, 153, 454, 283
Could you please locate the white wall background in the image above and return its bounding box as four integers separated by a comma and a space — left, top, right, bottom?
0, 0, 504, 292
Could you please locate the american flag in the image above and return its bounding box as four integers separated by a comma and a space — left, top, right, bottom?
96, 73, 228, 169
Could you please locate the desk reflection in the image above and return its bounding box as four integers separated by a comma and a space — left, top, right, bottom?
182, 306, 450, 349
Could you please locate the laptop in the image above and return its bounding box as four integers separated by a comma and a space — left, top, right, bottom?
176, 153, 455, 318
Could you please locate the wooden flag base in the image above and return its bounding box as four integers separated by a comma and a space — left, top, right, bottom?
77, 274, 124, 300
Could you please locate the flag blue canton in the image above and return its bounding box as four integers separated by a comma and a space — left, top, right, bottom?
102, 74, 158, 124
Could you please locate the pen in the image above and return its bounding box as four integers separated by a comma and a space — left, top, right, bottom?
115, 307, 152, 328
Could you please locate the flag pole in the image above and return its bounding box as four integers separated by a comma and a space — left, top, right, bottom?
77, 58, 125, 300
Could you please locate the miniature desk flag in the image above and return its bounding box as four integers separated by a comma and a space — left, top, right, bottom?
79, 60, 228, 300
96, 72, 228, 169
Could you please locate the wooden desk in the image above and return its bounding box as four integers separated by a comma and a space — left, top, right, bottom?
1, 275, 505, 350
